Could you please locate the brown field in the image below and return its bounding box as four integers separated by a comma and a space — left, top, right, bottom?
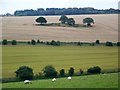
2, 14, 118, 42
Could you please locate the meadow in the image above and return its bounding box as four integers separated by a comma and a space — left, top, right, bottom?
2, 45, 118, 78
2, 73, 118, 88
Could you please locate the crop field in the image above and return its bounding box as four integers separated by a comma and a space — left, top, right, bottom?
2, 73, 118, 88
2, 46, 118, 78
2, 14, 118, 42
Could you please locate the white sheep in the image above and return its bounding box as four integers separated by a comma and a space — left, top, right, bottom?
24, 80, 32, 84
52, 78, 56, 82
67, 76, 72, 80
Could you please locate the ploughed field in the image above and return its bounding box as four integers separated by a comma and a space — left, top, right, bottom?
3, 46, 118, 78
2, 73, 118, 88
2, 14, 118, 42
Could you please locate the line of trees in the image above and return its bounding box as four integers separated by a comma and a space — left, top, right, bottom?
15, 65, 102, 80
14, 7, 120, 16
2, 39, 120, 46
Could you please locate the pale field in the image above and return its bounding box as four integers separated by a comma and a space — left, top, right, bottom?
2, 14, 118, 42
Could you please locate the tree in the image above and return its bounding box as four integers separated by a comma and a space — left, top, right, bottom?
50, 40, 56, 46
117, 42, 120, 46
96, 40, 100, 44
67, 18, 75, 25
83, 17, 94, 26
68, 67, 74, 76
2, 39, 8, 45
36, 17, 47, 24
12, 40, 17, 45
78, 42, 81, 46
59, 15, 68, 24
59, 69, 65, 77
31, 40, 36, 45
42, 65, 57, 78
106, 41, 113, 46
15, 66, 34, 80
87, 66, 101, 74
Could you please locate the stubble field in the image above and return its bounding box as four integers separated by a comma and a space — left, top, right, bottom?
2, 14, 118, 42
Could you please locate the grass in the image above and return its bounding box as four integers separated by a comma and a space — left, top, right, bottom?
2, 73, 118, 88
2, 45, 118, 78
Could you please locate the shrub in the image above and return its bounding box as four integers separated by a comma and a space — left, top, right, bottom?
31, 40, 36, 45
96, 40, 100, 44
59, 69, 65, 77
28, 41, 31, 44
42, 65, 57, 78
106, 41, 113, 46
87, 66, 101, 74
79, 69, 84, 75
117, 42, 120, 46
68, 67, 74, 76
11, 40, 17, 45
2, 39, 8, 45
15, 66, 34, 80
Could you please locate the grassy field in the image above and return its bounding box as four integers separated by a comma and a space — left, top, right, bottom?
2, 45, 118, 78
2, 73, 118, 88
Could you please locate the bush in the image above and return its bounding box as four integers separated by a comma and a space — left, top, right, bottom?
50, 40, 56, 46
42, 65, 57, 78
117, 42, 120, 46
37, 40, 40, 43
87, 66, 101, 74
106, 41, 113, 46
12, 40, 17, 45
78, 42, 81, 46
68, 67, 74, 76
2, 39, 8, 45
28, 41, 31, 44
79, 69, 84, 75
96, 40, 100, 44
15, 66, 34, 80
59, 69, 65, 77
31, 40, 36, 45
56, 41, 61, 46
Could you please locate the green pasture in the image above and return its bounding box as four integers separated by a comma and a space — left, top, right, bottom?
2, 73, 118, 88
2, 45, 118, 78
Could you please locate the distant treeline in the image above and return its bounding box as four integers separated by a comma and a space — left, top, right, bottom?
14, 7, 120, 16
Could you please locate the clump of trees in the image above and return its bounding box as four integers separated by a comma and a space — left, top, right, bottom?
36, 17, 47, 24
59, 15, 75, 26
87, 66, 101, 74
68, 67, 74, 76
11, 40, 17, 45
59, 69, 65, 77
15, 66, 34, 80
46, 40, 61, 46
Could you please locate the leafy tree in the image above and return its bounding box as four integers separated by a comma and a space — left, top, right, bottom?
68, 67, 74, 76
50, 40, 56, 45
31, 40, 36, 45
37, 40, 40, 43
59, 15, 68, 24
56, 41, 61, 46
67, 18, 75, 25
96, 40, 100, 44
59, 69, 65, 77
36, 17, 47, 24
15, 66, 34, 80
12, 40, 17, 45
87, 66, 101, 74
2, 39, 8, 45
83, 17, 94, 26
42, 65, 57, 78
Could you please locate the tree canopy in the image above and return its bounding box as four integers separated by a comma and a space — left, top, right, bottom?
36, 17, 47, 24
59, 15, 68, 24
83, 17, 94, 26
67, 18, 75, 25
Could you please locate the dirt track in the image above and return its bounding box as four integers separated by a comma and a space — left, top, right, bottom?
2, 14, 118, 42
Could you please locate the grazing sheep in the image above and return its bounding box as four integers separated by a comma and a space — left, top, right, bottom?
67, 76, 72, 80
24, 80, 32, 84
52, 78, 56, 82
